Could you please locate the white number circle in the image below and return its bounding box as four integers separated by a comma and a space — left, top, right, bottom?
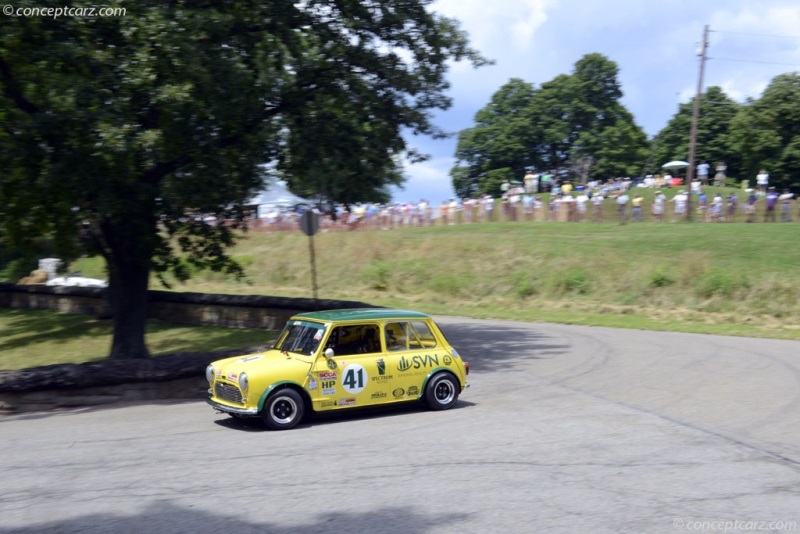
341, 364, 368, 394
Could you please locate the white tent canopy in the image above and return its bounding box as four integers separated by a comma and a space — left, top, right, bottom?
661, 160, 690, 170
247, 178, 311, 218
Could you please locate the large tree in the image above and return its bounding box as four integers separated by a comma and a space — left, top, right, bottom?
0, 0, 486, 359
727, 73, 800, 189
452, 53, 646, 195
452, 78, 537, 197
528, 53, 647, 181
649, 86, 741, 179
573, 108, 649, 180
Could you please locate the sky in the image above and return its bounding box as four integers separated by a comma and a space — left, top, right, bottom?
390, 0, 800, 203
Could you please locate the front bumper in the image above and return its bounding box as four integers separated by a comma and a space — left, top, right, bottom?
206, 397, 259, 416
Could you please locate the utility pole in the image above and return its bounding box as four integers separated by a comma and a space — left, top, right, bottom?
686, 24, 709, 221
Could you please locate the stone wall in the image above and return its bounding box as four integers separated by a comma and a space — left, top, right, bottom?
0, 283, 108, 316
0, 284, 379, 414
0, 349, 252, 414
0, 283, 377, 329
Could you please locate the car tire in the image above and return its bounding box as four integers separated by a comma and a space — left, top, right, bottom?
261, 389, 305, 430
424, 372, 460, 411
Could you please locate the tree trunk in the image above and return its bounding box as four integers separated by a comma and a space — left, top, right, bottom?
108, 259, 151, 359
103, 210, 156, 360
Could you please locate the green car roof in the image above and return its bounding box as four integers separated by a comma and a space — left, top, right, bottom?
293, 308, 430, 322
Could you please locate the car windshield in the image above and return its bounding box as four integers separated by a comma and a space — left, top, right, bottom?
275, 320, 327, 355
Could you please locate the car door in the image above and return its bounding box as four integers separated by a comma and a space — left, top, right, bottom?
309, 323, 393, 411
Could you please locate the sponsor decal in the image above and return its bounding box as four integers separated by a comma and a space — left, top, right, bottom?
371, 392, 387, 399
407, 385, 419, 396
443, 355, 452, 365
338, 398, 356, 406
397, 354, 440, 372
322, 388, 336, 396
341, 364, 368, 394
314, 331, 322, 340
307, 379, 318, 391
371, 375, 393, 382
392, 388, 405, 398
215, 369, 222, 377
370, 361, 392, 382
228, 372, 238, 381
321, 401, 336, 408
320, 372, 337, 380
321, 380, 336, 390
327, 359, 337, 370
238, 355, 262, 363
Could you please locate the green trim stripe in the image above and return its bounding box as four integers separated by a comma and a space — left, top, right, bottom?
294, 308, 430, 322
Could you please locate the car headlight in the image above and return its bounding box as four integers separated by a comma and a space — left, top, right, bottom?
206, 365, 215, 384
238, 372, 249, 392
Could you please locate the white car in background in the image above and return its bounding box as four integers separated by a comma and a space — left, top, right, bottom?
46, 274, 108, 288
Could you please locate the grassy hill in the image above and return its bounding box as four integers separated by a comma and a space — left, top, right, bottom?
69, 201, 800, 340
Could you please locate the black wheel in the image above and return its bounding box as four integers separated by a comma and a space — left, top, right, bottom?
424, 373, 460, 411
261, 389, 305, 430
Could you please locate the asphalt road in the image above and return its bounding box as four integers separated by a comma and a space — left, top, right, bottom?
2, 318, 800, 534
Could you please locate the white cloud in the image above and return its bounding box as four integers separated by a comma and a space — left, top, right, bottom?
392, 155, 455, 203
433, 0, 553, 53
704, 4, 800, 102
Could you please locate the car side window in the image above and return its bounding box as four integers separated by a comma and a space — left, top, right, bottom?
327, 324, 379, 356
385, 321, 437, 351
385, 322, 407, 351
408, 321, 437, 349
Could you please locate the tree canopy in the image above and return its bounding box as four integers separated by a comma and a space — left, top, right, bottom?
649, 76, 800, 190
0, 0, 487, 358
649, 86, 742, 179
727, 73, 800, 189
452, 53, 648, 197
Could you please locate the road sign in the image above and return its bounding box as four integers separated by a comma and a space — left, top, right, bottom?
300, 210, 320, 236
299, 210, 320, 299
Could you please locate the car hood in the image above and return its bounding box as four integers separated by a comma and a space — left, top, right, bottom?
212, 349, 314, 381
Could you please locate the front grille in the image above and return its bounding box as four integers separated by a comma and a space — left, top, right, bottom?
214, 382, 243, 404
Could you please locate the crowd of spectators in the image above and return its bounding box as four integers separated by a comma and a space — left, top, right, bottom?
248, 173, 799, 232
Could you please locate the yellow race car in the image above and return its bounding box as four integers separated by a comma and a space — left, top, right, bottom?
206, 308, 469, 430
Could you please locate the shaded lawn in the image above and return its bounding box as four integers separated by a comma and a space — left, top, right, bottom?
0, 308, 275, 371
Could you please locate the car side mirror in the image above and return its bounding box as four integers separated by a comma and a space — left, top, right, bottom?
324, 348, 334, 358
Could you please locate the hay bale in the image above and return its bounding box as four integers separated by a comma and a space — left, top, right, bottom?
18, 269, 49, 285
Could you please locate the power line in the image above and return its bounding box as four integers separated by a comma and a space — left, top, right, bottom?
709, 56, 800, 68
711, 29, 800, 40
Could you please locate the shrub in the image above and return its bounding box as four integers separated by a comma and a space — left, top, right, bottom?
554, 269, 591, 295
514, 279, 538, 299
650, 270, 676, 288
697, 269, 738, 298
362, 260, 391, 291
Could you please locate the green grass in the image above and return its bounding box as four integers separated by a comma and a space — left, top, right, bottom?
0, 308, 274, 371
8, 191, 800, 370
65, 211, 800, 341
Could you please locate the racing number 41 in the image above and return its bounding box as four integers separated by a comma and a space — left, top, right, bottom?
343, 367, 364, 389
